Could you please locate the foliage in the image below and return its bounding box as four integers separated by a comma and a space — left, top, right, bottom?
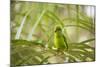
11, 1, 95, 66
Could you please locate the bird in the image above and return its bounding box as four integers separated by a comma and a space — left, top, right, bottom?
54, 25, 68, 51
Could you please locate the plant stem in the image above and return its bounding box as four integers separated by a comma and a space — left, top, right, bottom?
15, 9, 33, 39
27, 9, 46, 41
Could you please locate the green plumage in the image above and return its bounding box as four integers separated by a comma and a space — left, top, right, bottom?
54, 26, 68, 50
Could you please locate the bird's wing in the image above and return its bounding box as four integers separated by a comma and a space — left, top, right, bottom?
63, 34, 68, 50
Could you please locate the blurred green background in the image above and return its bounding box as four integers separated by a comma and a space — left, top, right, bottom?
11, 1, 95, 66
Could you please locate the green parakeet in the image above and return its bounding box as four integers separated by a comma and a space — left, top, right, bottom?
54, 26, 68, 51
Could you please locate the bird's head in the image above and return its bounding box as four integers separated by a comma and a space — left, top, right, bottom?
55, 25, 62, 32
